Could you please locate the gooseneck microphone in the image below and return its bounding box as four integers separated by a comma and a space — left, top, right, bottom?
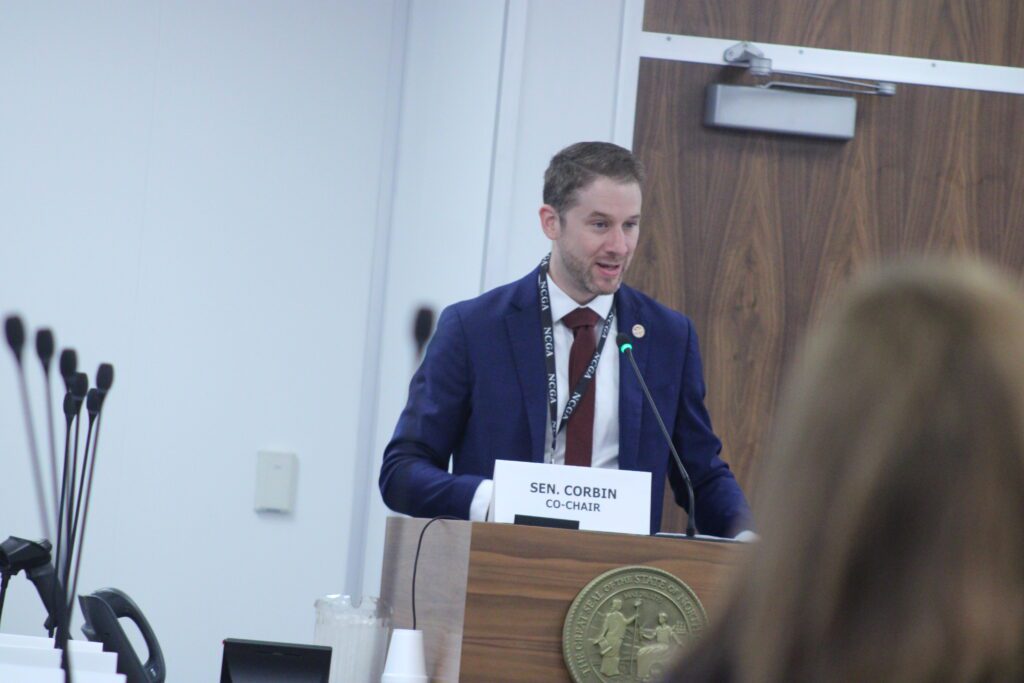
5, 316, 25, 363
5, 315, 53, 539
66, 391, 97, 616
67, 365, 113, 621
61, 374, 88, 603
53, 367, 86, 637
54, 391, 76, 624
67, 372, 89, 516
413, 306, 435, 359
36, 329, 60, 515
616, 332, 697, 538
68, 389, 98, 580
59, 348, 77, 393
56, 351, 80, 553
96, 363, 114, 397
56, 347, 79, 573
35, 329, 55, 369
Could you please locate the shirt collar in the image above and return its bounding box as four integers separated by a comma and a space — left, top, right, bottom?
547, 274, 615, 323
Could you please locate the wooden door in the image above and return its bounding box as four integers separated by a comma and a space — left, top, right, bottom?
631, 0, 1024, 533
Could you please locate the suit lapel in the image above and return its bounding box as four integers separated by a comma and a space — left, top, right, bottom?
617, 286, 648, 471
506, 270, 547, 463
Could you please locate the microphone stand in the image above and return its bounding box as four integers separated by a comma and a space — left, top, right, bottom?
618, 335, 697, 537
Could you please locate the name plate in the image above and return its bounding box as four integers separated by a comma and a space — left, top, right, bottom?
492, 460, 651, 535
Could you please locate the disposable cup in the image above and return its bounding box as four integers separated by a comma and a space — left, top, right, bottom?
380, 629, 427, 683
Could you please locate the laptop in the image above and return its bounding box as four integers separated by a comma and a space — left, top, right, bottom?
220, 638, 331, 683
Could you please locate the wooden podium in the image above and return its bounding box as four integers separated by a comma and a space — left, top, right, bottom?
379, 517, 748, 682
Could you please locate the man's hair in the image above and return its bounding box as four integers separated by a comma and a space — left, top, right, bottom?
675, 258, 1024, 683
543, 141, 645, 215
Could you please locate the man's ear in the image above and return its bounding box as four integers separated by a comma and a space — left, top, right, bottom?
539, 204, 561, 240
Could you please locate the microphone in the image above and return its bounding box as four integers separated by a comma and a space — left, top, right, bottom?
4, 315, 53, 538
62, 374, 88, 583
55, 371, 87, 628
57, 388, 81, 534
59, 348, 77, 393
86, 387, 101, 419
70, 372, 88, 404
54, 390, 78, 627
413, 307, 435, 359
66, 384, 110, 619
5, 315, 25, 365
95, 363, 114, 412
616, 332, 697, 538
96, 362, 114, 395
61, 391, 77, 426
66, 372, 88, 508
36, 329, 55, 368
66, 366, 114, 623
68, 389, 100, 579
36, 329, 61, 516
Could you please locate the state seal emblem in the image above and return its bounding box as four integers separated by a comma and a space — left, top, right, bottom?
562, 566, 708, 682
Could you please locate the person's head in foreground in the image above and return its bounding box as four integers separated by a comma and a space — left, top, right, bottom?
671, 258, 1024, 683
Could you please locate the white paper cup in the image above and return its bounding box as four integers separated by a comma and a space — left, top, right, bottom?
380, 629, 427, 683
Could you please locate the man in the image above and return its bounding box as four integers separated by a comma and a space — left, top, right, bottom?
593, 598, 637, 676
379, 141, 751, 536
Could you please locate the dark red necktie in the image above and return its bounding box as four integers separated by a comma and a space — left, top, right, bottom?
562, 307, 601, 467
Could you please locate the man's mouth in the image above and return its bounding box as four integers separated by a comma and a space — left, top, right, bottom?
595, 262, 622, 277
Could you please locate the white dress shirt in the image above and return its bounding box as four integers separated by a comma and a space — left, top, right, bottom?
469, 275, 620, 520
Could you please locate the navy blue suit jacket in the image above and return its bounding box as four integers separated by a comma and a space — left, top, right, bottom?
379, 267, 751, 536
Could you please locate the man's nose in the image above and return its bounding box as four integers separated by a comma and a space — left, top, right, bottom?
605, 225, 629, 254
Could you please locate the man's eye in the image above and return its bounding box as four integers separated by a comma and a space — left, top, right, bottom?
625, 222, 638, 230
593, 221, 608, 229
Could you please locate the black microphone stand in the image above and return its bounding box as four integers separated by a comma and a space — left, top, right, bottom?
617, 334, 697, 537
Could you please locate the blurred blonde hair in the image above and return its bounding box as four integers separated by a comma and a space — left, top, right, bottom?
676, 258, 1024, 682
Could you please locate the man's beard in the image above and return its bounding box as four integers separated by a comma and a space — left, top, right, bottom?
558, 249, 622, 297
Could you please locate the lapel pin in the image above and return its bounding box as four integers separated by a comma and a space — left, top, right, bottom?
632, 324, 646, 339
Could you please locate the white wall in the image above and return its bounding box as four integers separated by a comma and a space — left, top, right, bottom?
0, 0, 629, 679
483, 0, 631, 289
354, 0, 509, 599
360, 0, 629, 595
0, 2, 400, 680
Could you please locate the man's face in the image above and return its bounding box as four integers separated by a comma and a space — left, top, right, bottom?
540, 176, 641, 304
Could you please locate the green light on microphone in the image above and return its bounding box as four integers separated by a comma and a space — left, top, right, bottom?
619, 343, 632, 353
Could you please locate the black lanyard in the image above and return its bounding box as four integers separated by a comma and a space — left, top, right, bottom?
538, 254, 615, 455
